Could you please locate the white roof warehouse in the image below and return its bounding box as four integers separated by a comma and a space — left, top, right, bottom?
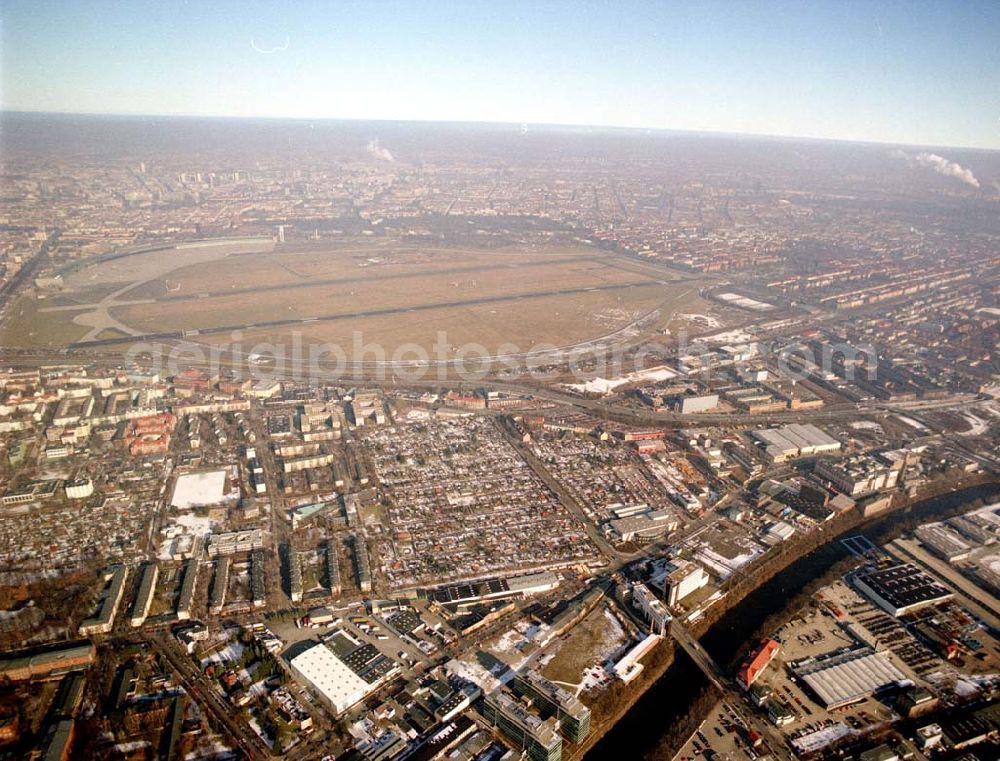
791, 647, 908, 709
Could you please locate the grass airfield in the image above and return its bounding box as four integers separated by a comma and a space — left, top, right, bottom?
3, 238, 709, 361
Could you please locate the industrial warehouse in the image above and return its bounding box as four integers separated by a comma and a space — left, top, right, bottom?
429, 571, 560, 606
851, 563, 953, 617
289, 641, 373, 717
790, 648, 908, 709
288, 633, 399, 716
750, 423, 842, 463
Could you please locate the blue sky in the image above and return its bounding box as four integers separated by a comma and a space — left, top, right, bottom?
2, 0, 998, 148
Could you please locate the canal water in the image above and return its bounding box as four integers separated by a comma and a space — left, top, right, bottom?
585, 483, 1000, 760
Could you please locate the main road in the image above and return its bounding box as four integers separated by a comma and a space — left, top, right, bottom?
496, 418, 626, 561
670, 622, 793, 761
149, 634, 273, 760
7, 345, 984, 436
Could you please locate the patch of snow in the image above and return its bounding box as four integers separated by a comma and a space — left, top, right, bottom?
172, 513, 217, 533
676, 313, 722, 329
849, 421, 884, 432
158, 512, 217, 560
579, 664, 611, 692
692, 545, 764, 580
791, 723, 853, 754
716, 292, 775, 311
492, 629, 522, 655
200, 641, 245, 667
247, 717, 273, 748
959, 411, 989, 437
694, 328, 757, 345
171, 470, 228, 509
894, 415, 930, 433
114, 740, 151, 754
564, 365, 678, 395
185, 739, 237, 761
601, 608, 626, 650
444, 657, 505, 694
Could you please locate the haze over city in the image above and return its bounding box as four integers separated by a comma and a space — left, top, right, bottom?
3, 0, 1000, 148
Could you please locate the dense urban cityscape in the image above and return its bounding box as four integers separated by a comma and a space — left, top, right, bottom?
0, 109, 996, 761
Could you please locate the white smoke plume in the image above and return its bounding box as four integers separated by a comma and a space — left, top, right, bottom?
913, 151, 980, 188
366, 138, 394, 162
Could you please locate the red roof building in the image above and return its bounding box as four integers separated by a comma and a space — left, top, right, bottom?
738, 639, 780, 689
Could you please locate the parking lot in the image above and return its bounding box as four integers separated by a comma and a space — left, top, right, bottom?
675, 699, 766, 761
763, 586, 910, 746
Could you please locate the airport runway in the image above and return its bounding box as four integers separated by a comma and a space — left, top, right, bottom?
70, 279, 656, 347
139, 253, 646, 304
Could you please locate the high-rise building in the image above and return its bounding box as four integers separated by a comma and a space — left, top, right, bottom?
632, 582, 672, 635
662, 559, 709, 607
513, 670, 591, 743
482, 691, 562, 761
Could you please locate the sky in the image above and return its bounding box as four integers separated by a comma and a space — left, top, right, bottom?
2, 0, 998, 149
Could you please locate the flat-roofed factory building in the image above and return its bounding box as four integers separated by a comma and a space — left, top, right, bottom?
289, 642, 372, 717
914, 525, 973, 562
852, 563, 952, 617
429, 571, 560, 607
815, 455, 901, 498
289, 635, 399, 717
790, 647, 908, 709
751, 424, 841, 463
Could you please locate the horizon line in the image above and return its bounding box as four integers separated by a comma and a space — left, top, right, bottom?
2, 108, 998, 154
